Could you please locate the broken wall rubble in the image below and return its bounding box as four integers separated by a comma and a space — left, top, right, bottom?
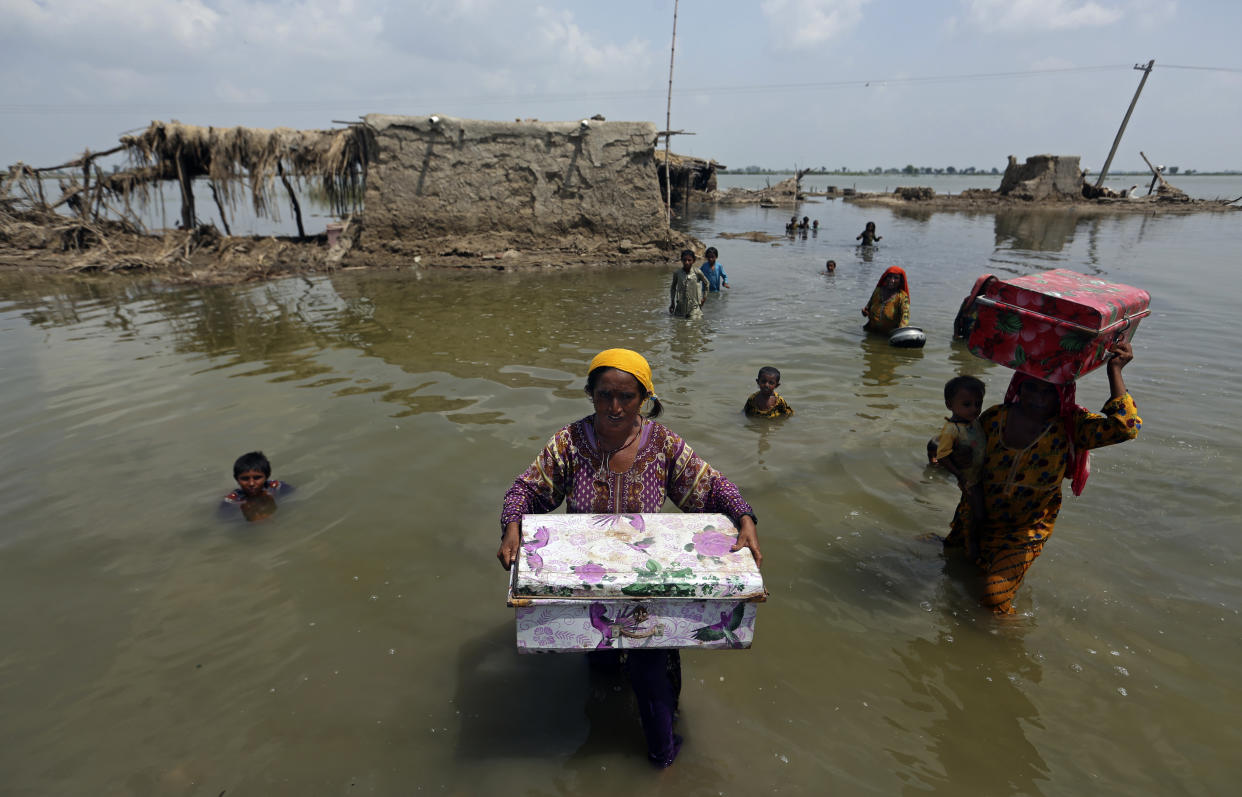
998, 154, 1083, 201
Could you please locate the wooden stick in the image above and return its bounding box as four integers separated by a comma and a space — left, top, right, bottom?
277, 161, 305, 238
209, 181, 233, 236
1138, 151, 1170, 190
32, 144, 125, 174
175, 147, 196, 230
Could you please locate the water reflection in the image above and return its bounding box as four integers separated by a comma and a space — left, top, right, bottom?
891, 206, 934, 224
945, 339, 990, 379
665, 313, 715, 377
453, 622, 591, 759
859, 335, 899, 390
744, 416, 780, 469
888, 614, 1050, 796
994, 210, 1077, 253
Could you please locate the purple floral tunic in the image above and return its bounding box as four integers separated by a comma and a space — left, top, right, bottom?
500, 416, 754, 527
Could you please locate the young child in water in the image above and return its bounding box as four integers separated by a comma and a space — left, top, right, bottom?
856, 221, 882, 246
699, 246, 730, 292
743, 366, 794, 418
223, 451, 292, 521
931, 376, 986, 557
825, 259, 837, 273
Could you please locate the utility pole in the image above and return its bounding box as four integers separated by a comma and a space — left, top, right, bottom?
663, 0, 679, 224
1095, 60, 1155, 188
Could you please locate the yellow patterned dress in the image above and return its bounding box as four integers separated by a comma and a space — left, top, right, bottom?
946, 393, 1141, 613
863, 289, 910, 333
743, 392, 794, 418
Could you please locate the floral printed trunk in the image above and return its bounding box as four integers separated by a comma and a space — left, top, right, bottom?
967, 268, 1150, 384
508, 513, 766, 653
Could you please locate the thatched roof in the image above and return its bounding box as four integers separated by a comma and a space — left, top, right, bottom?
657, 151, 725, 171
119, 120, 368, 219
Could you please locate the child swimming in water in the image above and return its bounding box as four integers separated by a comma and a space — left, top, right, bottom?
743, 366, 794, 418
223, 451, 292, 521
932, 376, 986, 558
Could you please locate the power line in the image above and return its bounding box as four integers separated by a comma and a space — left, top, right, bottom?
2, 63, 1236, 116
1158, 64, 1242, 74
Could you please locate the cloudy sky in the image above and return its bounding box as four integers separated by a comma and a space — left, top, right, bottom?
1, 0, 1239, 172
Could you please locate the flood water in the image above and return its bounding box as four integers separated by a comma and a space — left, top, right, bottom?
1, 197, 1239, 795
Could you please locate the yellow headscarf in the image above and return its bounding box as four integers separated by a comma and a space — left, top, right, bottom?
587, 348, 655, 396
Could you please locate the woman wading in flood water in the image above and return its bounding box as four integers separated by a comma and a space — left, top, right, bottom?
497, 348, 760, 767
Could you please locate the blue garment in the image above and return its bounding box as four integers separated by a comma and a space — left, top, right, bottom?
700, 262, 728, 292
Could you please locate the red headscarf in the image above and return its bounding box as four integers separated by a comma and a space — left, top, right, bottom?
875, 266, 910, 299
1004, 372, 1091, 495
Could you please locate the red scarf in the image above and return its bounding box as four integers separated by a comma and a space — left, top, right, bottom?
875, 266, 910, 300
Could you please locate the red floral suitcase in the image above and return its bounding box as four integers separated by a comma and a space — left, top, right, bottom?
967, 269, 1150, 383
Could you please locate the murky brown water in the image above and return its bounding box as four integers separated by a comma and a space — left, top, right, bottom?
1, 198, 1239, 795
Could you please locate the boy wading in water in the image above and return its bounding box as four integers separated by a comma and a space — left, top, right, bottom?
669, 249, 709, 319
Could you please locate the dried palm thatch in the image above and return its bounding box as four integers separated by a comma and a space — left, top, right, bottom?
120, 120, 369, 228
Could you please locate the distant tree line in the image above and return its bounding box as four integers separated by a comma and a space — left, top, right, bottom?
730, 165, 1000, 176
723, 164, 1229, 176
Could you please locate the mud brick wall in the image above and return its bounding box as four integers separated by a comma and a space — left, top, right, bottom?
360, 115, 667, 242
998, 154, 1083, 201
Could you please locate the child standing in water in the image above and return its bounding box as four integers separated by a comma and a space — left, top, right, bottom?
856, 221, 882, 246
932, 376, 986, 558
699, 247, 730, 292
743, 366, 794, 418
223, 451, 292, 521
669, 249, 709, 318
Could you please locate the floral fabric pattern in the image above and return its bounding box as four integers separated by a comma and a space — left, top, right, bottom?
516, 599, 758, 652
967, 269, 1150, 384
511, 513, 764, 600
510, 513, 765, 652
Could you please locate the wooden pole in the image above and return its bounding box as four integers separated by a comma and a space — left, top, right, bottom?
1095, 60, 1154, 188
209, 181, 233, 236
175, 148, 196, 230
663, 0, 679, 225
80, 149, 91, 220
277, 161, 305, 239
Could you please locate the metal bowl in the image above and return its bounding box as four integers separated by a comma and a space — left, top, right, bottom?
889, 326, 927, 348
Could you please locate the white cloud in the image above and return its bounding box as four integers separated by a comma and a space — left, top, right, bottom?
760, 0, 871, 48
965, 0, 1123, 31
535, 7, 651, 72
1129, 0, 1178, 29
0, 0, 221, 50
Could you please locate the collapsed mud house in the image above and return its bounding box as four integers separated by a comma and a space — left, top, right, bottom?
1, 115, 695, 279
654, 152, 723, 207
846, 154, 1237, 213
